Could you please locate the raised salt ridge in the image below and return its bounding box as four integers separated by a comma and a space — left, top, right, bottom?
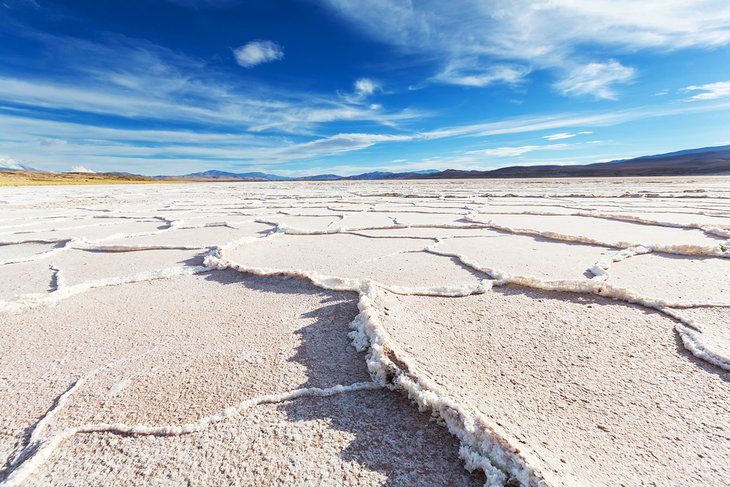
1, 177, 728, 486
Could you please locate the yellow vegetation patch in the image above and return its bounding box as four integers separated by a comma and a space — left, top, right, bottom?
0, 171, 188, 186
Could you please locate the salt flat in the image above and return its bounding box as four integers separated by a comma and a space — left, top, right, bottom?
0, 177, 728, 486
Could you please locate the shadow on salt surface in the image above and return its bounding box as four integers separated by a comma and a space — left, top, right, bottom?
31, 392, 483, 486
198, 268, 371, 388
196, 270, 483, 486
4, 270, 481, 485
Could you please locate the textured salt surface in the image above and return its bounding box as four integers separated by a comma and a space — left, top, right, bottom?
378, 289, 729, 486
1, 177, 728, 486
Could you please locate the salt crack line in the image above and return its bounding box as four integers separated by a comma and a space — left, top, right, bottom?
71, 239, 206, 252
474, 209, 730, 240
583, 210, 730, 240
0, 242, 71, 266
204, 244, 535, 486
204, 248, 492, 298
588, 245, 653, 279
0, 265, 209, 314
348, 283, 545, 487
425, 242, 730, 371
53, 216, 228, 246
0, 220, 129, 238
0, 238, 70, 246
255, 218, 489, 236
0, 382, 381, 487
465, 213, 730, 259
6, 348, 156, 470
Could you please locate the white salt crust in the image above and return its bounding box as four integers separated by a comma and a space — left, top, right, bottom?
2, 179, 729, 486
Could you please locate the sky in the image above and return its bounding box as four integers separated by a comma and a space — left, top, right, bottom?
1, 0, 729, 176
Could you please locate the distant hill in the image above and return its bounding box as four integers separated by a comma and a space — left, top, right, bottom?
161, 145, 730, 181
417, 145, 730, 179
163, 170, 290, 181
163, 168, 442, 181
341, 170, 440, 180
7, 145, 730, 185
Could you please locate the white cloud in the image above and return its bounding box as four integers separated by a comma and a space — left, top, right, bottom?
471, 143, 570, 157
70, 165, 95, 173
434, 63, 530, 87
684, 81, 730, 100
267, 133, 414, 161
479, 146, 541, 157
340, 78, 380, 104
233, 40, 284, 68
0, 72, 417, 136
554, 61, 636, 100
543, 131, 592, 140
354, 78, 377, 96
325, 1, 730, 97
543, 132, 575, 141
0, 156, 24, 170
2, 87, 729, 174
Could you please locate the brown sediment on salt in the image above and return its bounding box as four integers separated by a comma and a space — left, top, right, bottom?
1, 177, 728, 486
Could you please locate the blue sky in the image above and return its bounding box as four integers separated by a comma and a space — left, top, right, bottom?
1, 0, 729, 176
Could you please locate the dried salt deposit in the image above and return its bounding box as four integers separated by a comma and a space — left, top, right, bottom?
1, 177, 728, 486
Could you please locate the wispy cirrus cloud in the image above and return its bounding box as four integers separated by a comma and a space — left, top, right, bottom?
470, 143, 570, 157
0, 31, 418, 135
543, 131, 592, 141
324, 0, 730, 98
2, 72, 729, 175
554, 61, 636, 100
233, 40, 284, 68
684, 81, 730, 100
433, 63, 531, 88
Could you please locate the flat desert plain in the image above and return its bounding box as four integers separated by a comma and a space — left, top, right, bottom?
1, 177, 728, 487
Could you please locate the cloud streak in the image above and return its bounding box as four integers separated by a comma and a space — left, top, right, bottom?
543, 131, 592, 141
684, 81, 730, 100
470, 143, 570, 157
4, 94, 728, 174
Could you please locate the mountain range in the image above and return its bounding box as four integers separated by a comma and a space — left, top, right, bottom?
3, 145, 730, 181
159, 144, 730, 181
